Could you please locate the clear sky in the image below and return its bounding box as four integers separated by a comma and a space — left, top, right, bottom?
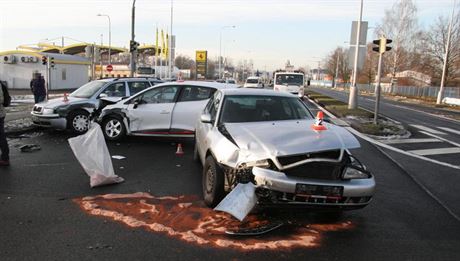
0, 0, 456, 70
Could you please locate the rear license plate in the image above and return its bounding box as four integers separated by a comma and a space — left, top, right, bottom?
295, 184, 343, 197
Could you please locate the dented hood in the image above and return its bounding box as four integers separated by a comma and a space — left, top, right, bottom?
224, 120, 360, 158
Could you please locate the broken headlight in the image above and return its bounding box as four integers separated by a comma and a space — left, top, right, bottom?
342, 154, 371, 179
239, 159, 270, 169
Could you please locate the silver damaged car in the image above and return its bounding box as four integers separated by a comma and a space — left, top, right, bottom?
194, 89, 375, 211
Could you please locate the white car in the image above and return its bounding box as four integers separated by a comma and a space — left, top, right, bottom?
243, 77, 264, 88
194, 88, 375, 210
97, 81, 233, 140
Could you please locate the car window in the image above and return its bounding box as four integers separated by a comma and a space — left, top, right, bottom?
128, 81, 151, 95
139, 86, 179, 104
246, 79, 259, 84
101, 82, 126, 97
70, 81, 106, 98
204, 91, 221, 122
220, 95, 312, 123
178, 86, 215, 102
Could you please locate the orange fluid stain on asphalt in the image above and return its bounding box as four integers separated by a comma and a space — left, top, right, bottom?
74, 192, 353, 251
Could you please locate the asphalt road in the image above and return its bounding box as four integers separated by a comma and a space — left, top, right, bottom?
1, 126, 459, 260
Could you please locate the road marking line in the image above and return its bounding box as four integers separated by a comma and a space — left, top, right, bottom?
410, 124, 446, 135
408, 147, 460, 156
386, 103, 460, 124
437, 127, 460, 135
380, 138, 441, 144
419, 131, 460, 148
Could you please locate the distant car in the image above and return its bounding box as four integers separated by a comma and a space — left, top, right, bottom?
243, 76, 264, 88
97, 81, 234, 141
31, 78, 160, 133
225, 78, 237, 84
195, 88, 375, 210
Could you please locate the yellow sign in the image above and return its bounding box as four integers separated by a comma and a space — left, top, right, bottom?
196, 50, 207, 62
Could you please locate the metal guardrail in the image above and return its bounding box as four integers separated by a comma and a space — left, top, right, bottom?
310, 80, 460, 99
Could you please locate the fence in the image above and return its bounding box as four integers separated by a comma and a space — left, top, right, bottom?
310, 80, 460, 99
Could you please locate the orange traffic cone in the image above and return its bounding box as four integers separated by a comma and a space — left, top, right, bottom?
176, 143, 184, 156
63, 93, 69, 102
312, 111, 327, 131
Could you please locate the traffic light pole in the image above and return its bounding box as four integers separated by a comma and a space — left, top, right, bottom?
374, 52, 383, 125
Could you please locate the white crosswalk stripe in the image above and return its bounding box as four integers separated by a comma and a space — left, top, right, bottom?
408, 147, 460, 156
410, 124, 446, 135
380, 138, 442, 144
437, 127, 460, 135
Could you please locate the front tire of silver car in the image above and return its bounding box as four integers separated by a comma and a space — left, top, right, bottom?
68, 110, 90, 134
203, 155, 225, 208
102, 116, 126, 141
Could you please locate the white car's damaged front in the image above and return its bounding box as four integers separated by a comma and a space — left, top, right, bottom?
195, 89, 375, 210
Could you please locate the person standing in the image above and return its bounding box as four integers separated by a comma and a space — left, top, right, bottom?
0, 82, 9, 166
30, 73, 46, 103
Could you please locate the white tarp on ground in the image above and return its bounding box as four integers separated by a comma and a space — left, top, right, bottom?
68, 123, 124, 187
214, 183, 257, 221
443, 97, 460, 106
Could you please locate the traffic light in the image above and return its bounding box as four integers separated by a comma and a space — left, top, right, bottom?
372, 37, 392, 54
130, 40, 140, 52
50, 57, 55, 68
41, 56, 47, 65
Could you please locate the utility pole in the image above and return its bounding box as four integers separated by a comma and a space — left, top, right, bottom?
437, 0, 456, 104
348, 0, 363, 109
130, 0, 137, 77
334, 53, 340, 88
169, 0, 174, 79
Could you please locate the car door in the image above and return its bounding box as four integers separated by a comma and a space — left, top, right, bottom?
170, 86, 216, 134
126, 85, 181, 134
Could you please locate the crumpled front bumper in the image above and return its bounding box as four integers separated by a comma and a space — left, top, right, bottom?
252, 167, 375, 209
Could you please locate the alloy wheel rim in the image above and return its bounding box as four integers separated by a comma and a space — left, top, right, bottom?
106, 120, 121, 138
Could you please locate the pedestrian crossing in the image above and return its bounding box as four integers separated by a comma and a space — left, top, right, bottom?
380, 124, 460, 159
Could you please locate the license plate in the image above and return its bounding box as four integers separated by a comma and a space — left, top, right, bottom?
295, 184, 343, 197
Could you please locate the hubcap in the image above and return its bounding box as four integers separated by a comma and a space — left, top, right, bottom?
72, 114, 89, 132
105, 119, 122, 138
205, 168, 215, 194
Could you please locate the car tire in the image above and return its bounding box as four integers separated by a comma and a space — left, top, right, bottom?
102, 116, 126, 141
202, 155, 225, 208
67, 110, 90, 134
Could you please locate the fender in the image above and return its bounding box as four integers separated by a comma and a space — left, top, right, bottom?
98, 108, 132, 135
55, 102, 96, 118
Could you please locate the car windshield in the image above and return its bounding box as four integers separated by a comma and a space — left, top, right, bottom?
246, 79, 259, 84
227, 80, 236, 84
275, 74, 304, 86
70, 81, 106, 98
220, 95, 313, 123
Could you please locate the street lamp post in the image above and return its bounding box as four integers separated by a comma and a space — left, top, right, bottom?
97, 14, 111, 64
219, 25, 235, 79
130, 0, 137, 77
348, 0, 363, 109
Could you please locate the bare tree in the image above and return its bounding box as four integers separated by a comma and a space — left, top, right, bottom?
324, 47, 352, 86
419, 13, 460, 86
375, 0, 418, 89
359, 43, 378, 85
174, 55, 195, 70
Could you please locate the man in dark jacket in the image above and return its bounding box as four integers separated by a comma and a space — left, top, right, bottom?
0, 81, 9, 166
30, 73, 46, 103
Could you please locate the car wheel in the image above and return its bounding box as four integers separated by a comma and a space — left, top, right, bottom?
202, 155, 225, 207
68, 110, 90, 134
102, 116, 126, 141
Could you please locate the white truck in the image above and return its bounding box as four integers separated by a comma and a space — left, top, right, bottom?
273, 71, 307, 97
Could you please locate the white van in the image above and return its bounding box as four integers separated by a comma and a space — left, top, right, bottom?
243, 77, 264, 88
273, 71, 305, 97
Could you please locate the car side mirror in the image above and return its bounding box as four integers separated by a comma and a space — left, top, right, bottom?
99, 93, 108, 98
200, 113, 212, 124
133, 100, 139, 109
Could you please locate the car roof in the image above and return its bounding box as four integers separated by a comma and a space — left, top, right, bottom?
219, 88, 297, 97
247, 76, 261, 79
97, 77, 158, 83
152, 80, 234, 90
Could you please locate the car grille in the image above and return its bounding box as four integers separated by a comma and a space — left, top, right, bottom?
277, 150, 341, 166
283, 161, 345, 180
33, 105, 43, 113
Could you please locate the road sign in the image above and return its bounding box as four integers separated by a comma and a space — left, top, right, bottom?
196, 51, 207, 62
107, 64, 113, 72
